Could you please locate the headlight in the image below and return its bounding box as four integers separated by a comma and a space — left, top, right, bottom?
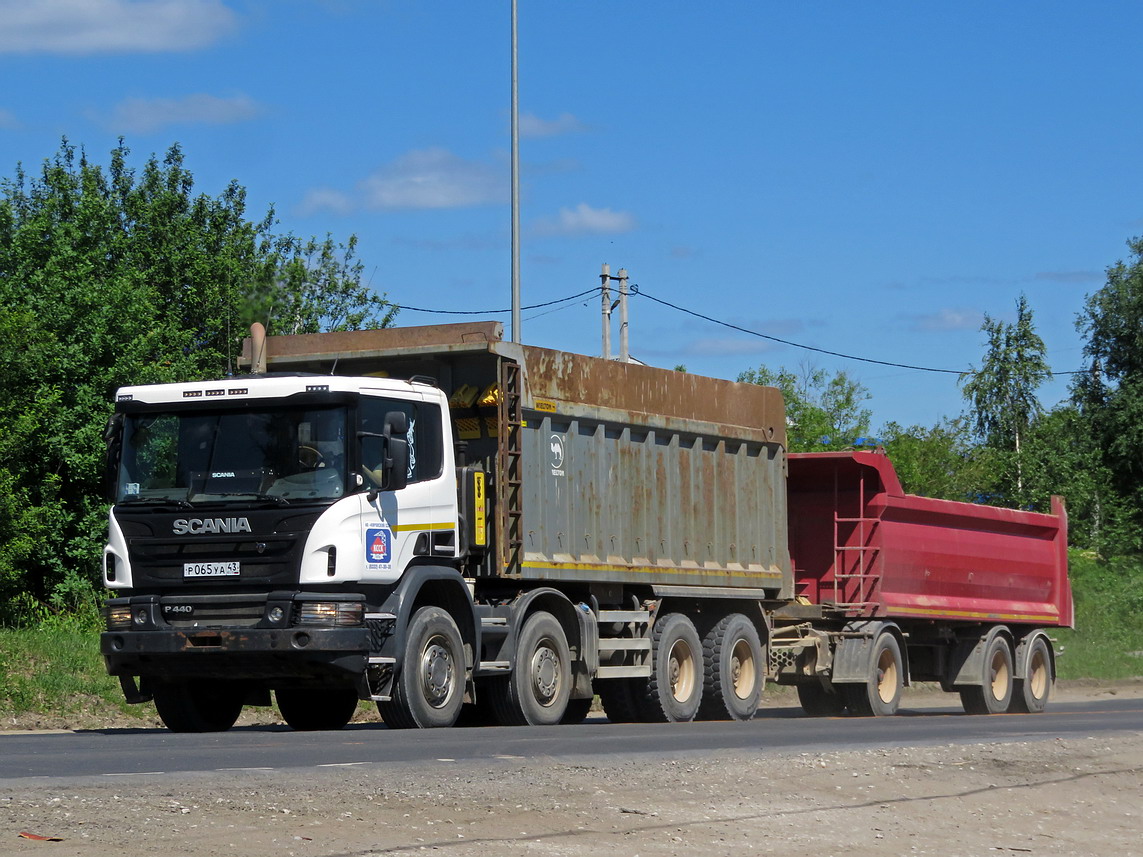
106, 604, 132, 630
296, 601, 364, 626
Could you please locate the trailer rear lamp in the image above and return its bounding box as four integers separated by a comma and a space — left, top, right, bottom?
106, 605, 132, 630
297, 602, 364, 626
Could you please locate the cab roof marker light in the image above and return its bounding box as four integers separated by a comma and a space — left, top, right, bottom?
183, 390, 203, 398
117, 394, 133, 402
228, 388, 248, 395
307, 384, 330, 393
205, 389, 225, 397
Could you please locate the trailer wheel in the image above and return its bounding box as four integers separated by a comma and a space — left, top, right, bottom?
698, 613, 765, 721
960, 635, 1013, 715
152, 680, 244, 733
845, 632, 903, 717
276, 687, 359, 731
643, 613, 703, 722
491, 611, 571, 726
797, 682, 845, 716
378, 606, 465, 729
1010, 636, 1052, 714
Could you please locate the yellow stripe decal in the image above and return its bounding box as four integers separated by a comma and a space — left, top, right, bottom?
893, 606, 1058, 623
393, 522, 455, 533
521, 559, 783, 581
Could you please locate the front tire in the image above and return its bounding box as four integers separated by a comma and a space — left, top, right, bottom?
153, 680, 244, 733
277, 687, 359, 731
845, 632, 904, 717
698, 613, 765, 721
377, 606, 466, 729
643, 613, 703, 722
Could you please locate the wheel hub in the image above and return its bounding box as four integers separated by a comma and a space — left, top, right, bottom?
421, 637, 454, 708
532, 646, 560, 704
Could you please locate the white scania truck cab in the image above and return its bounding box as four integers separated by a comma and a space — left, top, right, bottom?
102, 373, 482, 732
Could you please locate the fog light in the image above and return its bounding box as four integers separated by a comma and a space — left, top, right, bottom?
268, 606, 284, 623
106, 605, 132, 630
297, 601, 364, 626
133, 607, 149, 626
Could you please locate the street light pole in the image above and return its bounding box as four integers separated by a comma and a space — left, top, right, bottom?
510, 0, 521, 343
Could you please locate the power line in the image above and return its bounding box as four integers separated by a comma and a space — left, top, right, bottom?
393, 286, 601, 316
632, 285, 1081, 377
388, 282, 1082, 377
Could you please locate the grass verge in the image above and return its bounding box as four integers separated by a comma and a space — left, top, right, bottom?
1, 549, 1140, 725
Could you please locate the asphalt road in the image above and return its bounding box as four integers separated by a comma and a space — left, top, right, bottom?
2, 697, 1141, 785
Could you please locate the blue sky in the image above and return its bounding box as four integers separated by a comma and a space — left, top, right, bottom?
2, 1, 1141, 430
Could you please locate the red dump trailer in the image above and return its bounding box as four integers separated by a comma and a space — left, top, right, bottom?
772, 450, 1072, 715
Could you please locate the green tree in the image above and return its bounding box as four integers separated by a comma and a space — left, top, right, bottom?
0, 140, 395, 618
738, 363, 872, 452
1073, 236, 1143, 554
878, 417, 994, 501
959, 294, 1051, 505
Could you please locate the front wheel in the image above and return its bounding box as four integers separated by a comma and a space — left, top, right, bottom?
152, 680, 244, 733
846, 632, 904, 717
960, 634, 1014, 715
377, 606, 466, 729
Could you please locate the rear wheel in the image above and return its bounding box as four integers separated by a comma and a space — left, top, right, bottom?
643, 613, 703, 722
377, 606, 465, 729
491, 611, 571, 726
153, 680, 244, 733
797, 682, 845, 716
1010, 636, 1052, 714
277, 687, 359, 731
698, 613, 765, 721
960, 635, 1013, 715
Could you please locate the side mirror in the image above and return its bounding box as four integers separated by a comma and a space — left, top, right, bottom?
103, 413, 124, 502
359, 410, 410, 498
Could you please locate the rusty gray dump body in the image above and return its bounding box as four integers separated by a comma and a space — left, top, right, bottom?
243, 321, 792, 598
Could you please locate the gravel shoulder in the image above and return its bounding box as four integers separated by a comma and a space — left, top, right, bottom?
2, 681, 1141, 857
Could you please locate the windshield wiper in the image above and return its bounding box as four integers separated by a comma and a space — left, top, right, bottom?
118, 497, 195, 510
200, 492, 291, 507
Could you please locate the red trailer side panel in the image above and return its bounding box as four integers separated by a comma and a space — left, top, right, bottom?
787, 451, 1073, 628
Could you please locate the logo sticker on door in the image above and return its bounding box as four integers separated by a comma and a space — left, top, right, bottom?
365, 525, 393, 567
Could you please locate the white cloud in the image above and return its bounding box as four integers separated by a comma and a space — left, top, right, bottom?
0, 108, 19, 129
903, 307, 984, 332
0, 0, 236, 54
680, 337, 778, 357
533, 203, 636, 236
519, 112, 587, 138
99, 93, 260, 133
297, 187, 354, 217
359, 148, 506, 210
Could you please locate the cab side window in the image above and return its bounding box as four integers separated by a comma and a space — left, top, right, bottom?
360, 397, 443, 484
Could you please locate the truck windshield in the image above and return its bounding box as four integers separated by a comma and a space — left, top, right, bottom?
116, 405, 349, 505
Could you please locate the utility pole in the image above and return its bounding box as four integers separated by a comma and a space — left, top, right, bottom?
618, 267, 629, 363
510, 0, 521, 343
600, 262, 611, 360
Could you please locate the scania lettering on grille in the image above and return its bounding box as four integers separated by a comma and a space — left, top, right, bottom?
172, 517, 253, 535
